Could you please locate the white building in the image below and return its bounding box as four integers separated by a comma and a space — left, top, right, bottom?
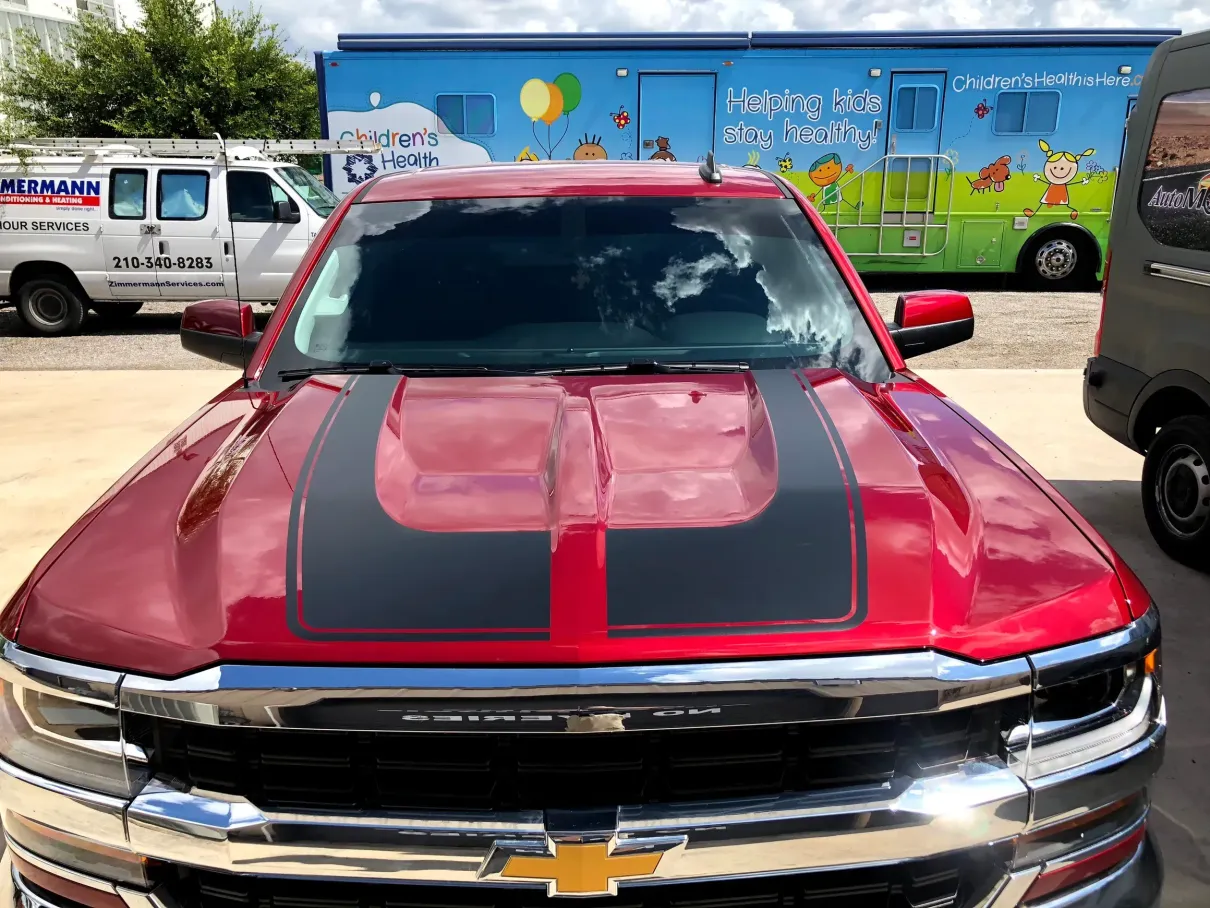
1, 0, 117, 74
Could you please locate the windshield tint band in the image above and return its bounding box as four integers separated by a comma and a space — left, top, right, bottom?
287, 376, 552, 641
607, 368, 866, 637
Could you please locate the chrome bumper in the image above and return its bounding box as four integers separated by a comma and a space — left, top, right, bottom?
0, 712, 1164, 891
0, 818, 1165, 908
0, 610, 1166, 906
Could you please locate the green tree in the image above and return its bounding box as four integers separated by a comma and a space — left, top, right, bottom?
1, 0, 319, 141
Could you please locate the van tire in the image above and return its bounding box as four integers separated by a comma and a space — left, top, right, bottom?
91, 301, 144, 323
1020, 229, 1096, 291
16, 279, 87, 336
1142, 415, 1210, 573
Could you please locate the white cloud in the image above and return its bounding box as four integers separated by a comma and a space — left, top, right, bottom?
198, 0, 1204, 59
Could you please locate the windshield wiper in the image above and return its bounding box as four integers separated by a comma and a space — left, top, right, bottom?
533, 360, 750, 375
277, 362, 534, 381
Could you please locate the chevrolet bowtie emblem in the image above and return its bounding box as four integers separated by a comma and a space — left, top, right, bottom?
485, 836, 685, 897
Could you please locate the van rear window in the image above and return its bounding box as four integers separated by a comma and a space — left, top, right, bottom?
1137, 87, 1210, 253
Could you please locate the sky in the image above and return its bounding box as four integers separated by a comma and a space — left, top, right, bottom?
115, 0, 1209, 58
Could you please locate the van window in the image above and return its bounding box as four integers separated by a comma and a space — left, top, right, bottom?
1137, 87, 1210, 253
994, 91, 1060, 135
158, 171, 209, 221
109, 170, 146, 219
227, 171, 297, 222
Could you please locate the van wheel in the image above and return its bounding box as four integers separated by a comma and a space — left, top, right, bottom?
91, 301, 144, 323
1142, 415, 1210, 573
1020, 231, 1095, 290
16, 279, 87, 336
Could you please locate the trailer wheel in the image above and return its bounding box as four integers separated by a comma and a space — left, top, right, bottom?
91, 301, 144, 323
1020, 229, 1097, 291
16, 278, 87, 336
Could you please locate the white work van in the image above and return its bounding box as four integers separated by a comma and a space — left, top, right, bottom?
0, 138, 378, 335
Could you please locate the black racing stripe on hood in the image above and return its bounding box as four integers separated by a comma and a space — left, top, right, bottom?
286, 376, 551, 642
607, 368, 866, 637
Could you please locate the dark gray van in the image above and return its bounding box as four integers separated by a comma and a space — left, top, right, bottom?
1085, 27, 1210, 569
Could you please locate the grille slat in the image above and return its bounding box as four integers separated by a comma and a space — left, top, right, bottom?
136, 705, 1006, 813
184, 856, 986, 908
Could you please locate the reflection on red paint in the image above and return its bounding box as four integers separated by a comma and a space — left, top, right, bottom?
5, 368, 1139, 675
375, 375, 777, 533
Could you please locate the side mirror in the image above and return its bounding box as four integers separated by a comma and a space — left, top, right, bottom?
275, 199, 301, 223
885, 290, 974, 359
181, 299, 261, 367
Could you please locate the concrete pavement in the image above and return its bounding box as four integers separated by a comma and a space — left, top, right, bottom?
0, 367, 1206, 905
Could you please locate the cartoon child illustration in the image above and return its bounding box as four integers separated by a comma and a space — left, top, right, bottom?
573, 135, 607, 160
515, 147, 540, 162
776, 154, 793, 173
650, 137, 676, 161
1025, 140, 1095, 219
806, 153, 854, 206
968, 155, 1012, 194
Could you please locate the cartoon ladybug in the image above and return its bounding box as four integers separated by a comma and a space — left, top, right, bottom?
611, 106, 631, 129
776, 153, 793, 173
974, 100, 992, 119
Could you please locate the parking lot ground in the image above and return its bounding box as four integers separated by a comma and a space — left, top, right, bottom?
0, 366, 1205, 906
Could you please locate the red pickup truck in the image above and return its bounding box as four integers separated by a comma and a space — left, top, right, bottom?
0, 157, 1165, 908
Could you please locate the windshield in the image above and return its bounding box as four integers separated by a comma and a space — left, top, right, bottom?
277, 165, 339, 217
266, 196, 891, 383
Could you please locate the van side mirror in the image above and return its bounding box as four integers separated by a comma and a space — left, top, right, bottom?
885, 290, 974, 359
275, 199, 301, 223
181, 299, 261, 367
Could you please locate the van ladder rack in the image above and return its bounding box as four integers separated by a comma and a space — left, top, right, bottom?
4, 137, 382, 159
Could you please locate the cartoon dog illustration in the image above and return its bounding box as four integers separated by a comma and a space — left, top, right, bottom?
968, 156, 1012, 194
650, 137, 676, 161
573, 135, 607, 160
1025, 140, 1095, 219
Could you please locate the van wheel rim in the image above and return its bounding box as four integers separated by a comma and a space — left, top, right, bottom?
1035, 239, 1078, 280
29, 288, 68, 325
1155, 443, 1210, 538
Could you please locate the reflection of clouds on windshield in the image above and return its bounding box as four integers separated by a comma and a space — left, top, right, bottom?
666, 203, 855, 349
654, 253, 734, 308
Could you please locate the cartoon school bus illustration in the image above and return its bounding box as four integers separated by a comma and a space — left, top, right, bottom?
1026, 140, 1095, 219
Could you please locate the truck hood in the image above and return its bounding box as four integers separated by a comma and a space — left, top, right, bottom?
10, 369, 1134, 676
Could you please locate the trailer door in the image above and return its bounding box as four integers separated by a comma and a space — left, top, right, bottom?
887, 72, 946, 212
638, 73, 717, 163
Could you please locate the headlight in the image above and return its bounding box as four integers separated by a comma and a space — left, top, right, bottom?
0, 678, 144, 797
1008, 642, 1162, 781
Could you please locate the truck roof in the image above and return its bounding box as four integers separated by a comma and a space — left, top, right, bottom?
357, 161, 788, 203
334, 28, 1181, 53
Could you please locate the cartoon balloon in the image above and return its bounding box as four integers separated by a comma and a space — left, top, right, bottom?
552, 72, 581, 114
520, 78, 551, 121
369, 91, 381, 108
540, 82, 564, 125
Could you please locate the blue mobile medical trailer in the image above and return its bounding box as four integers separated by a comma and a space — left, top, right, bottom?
316, 29, 1179, 282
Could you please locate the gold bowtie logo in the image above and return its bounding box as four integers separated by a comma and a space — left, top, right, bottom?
501, 841, 663, 896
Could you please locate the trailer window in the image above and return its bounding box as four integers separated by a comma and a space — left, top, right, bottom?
894, 86, 938, 132
435, 93, 496, 136
1137, 87, 1210, 253
271, 196, 891, 385
109, 170, 146, 220
994, 91, 1060, 135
